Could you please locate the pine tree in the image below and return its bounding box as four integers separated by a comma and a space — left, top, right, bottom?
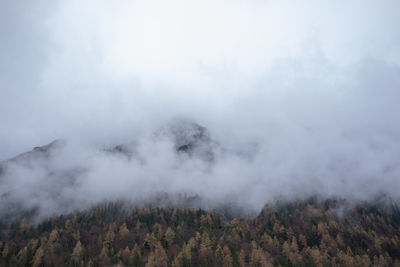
48, 229, 59, 243
215, 244, 224, 266
165, 227, 176, 246
238, 249, 247, 267
154, 242, 168, 267
32, 245, 44, 267
222, 245, 233, 267
122, 246, 131, 264
71, 240, 85, 265
17, 246, 29, 266
130, 244, 141, 266
1, 244, 9, 258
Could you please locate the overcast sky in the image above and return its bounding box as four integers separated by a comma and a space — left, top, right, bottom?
1, 0, 399, 159
1, 1, 400, 216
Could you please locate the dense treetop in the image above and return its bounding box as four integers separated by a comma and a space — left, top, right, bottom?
1, 199, 400, 266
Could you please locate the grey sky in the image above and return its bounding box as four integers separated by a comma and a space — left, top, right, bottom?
1, 0, 400, 217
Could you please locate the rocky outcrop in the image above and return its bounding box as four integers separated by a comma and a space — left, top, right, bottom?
159, 118, 218, 162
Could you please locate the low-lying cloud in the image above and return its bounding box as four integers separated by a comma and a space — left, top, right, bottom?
1, 0, 400, 219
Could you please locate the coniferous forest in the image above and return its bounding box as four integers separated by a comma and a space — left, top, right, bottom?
2, 1, 400, 267
1, 199, 400, 267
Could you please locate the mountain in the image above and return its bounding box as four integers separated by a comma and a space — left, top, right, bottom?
0, 119, 221, 222
1, 120, 400, 266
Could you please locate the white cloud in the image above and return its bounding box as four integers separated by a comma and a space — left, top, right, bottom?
1, 0, 400, 218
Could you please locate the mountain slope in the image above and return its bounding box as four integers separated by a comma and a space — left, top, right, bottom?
1, 199, 400, 266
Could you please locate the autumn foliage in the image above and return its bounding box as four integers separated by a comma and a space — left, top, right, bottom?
1, 199, 400, 266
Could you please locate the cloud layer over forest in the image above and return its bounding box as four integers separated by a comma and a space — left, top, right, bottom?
1, 0, 400, 218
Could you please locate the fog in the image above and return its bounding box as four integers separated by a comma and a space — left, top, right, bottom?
1, 0, 400, 219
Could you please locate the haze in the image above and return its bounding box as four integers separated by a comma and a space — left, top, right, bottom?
1, 0, 400, 218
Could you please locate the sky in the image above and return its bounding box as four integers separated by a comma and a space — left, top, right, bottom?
1, 0, 400, 218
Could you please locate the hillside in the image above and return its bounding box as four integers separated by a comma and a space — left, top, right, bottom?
1, 199, 400, 266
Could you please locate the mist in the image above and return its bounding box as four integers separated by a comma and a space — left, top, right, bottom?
1, 0, 400, 219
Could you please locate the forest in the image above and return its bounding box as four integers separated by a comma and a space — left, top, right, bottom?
1, 198, 400, 266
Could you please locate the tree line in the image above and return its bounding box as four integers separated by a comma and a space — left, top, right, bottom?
1, 199, 400, 266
